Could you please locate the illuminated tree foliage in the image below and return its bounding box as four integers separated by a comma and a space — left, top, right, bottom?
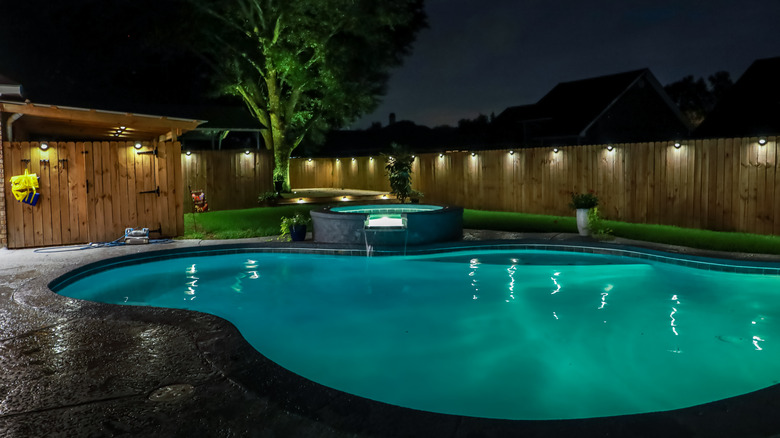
185, 0, 427, 190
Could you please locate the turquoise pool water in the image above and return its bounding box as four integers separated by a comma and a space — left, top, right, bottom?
57, 250, 780, 420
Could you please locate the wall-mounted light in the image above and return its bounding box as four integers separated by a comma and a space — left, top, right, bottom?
759, 137, 767, 145
606, 145, 614, 151
308, 158, 312, 162
134, 142, 143, 150
336, 158, 340, 162
439, 153, 444, 158
382, 194, 388, 199
244, 150, 251, 155
509, 150, 515, 155
186, 150, 192, 156
341, 196, 348, 201
369, 156, 373, 161
297, 198, 305, 203
40, 142, 49, 151
411, 155, 416, 159
674, 142, 681, 149
352, 157, 356, 162
553, 148, 559, 153
471, 152, 476, 157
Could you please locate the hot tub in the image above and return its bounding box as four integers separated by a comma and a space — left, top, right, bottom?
310, 204, 463, 246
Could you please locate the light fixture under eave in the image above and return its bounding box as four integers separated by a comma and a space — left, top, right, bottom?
759, 137, 767, 145
40, 142, 49, 151
134, 142, 142, 150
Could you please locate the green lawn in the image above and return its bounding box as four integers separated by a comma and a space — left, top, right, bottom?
183, 206, 780, 255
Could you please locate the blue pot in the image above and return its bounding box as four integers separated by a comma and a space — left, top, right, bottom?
290, 224, 307, 241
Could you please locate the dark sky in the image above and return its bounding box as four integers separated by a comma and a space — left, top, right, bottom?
354, 0, 780, 128
1, 1, 778, 130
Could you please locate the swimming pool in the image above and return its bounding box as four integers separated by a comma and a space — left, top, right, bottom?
54, 247, 780, 420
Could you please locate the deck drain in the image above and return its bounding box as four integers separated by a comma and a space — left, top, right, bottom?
148, 384, 195, 402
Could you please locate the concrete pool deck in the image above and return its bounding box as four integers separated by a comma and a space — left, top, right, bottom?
1, 232, 780, 437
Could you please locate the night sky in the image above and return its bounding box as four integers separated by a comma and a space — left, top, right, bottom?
1, 1, 778, 130
355, 0, 780, 128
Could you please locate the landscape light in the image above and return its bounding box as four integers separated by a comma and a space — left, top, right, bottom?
674, 142, 681, 149
759, 137, 767, 145
607, 145, 614, 151
134, 142, 142, 150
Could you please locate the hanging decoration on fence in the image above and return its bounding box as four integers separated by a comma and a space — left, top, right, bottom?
10, 169, 41, 206
191, 189, 208, 212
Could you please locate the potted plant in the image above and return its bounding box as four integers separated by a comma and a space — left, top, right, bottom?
384, 143, 417, 203
569, 192, 599, 236
280, 211, 311, 241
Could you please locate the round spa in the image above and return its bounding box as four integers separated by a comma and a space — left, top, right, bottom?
310, 204, 463, 246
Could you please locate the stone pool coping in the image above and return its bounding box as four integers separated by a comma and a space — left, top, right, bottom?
2, 233, 780, 437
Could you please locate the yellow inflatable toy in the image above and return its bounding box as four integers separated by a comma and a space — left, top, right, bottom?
10, 169, 40, 206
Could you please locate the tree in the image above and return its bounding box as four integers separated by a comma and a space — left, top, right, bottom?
183, 0, 427, 191
664, 71, 733, 128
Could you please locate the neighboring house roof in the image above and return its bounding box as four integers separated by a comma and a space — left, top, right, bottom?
695, 56, 780, 138
495, 68, 689, 144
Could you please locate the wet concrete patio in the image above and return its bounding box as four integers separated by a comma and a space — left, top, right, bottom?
2, 233, 780, 437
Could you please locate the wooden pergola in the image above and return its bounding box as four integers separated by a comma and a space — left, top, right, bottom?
0, 100, 203, 142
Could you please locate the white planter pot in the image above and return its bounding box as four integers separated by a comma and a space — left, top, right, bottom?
576, 208, 590, 236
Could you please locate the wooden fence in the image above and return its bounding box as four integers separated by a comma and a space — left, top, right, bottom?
288, 137, 780, 235
181, 148, 274, 212
3, 141, 183, 249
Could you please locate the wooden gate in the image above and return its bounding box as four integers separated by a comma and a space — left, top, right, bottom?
3, 141, 183, 249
